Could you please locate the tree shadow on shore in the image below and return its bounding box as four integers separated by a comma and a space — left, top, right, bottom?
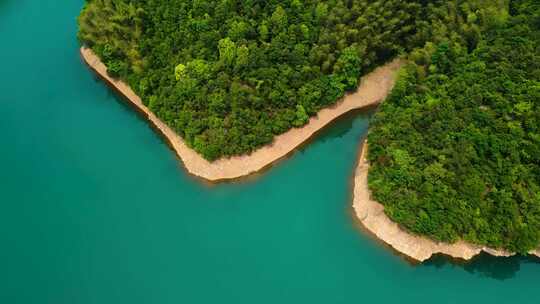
423, 253, 540, 281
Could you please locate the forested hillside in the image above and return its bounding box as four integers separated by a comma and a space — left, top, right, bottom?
78, 0, 502, 160
368, 0, 540, 253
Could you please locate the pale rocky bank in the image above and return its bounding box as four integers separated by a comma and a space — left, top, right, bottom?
81, 47, 402, 182
353, 141, 540, 262
82, 47, 540, 262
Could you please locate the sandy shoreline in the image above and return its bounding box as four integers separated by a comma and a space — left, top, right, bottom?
81, 47, 538, 262
353, 141, 540, 262
81, 47, 403, 182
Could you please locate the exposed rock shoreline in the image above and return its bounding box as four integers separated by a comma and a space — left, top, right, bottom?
352, 141, 540, 262
81, 47, 403, 182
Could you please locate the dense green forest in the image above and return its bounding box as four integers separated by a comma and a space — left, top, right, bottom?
78, 0, 503, 160
368, 0, 540, 253
79, 0, 540, 252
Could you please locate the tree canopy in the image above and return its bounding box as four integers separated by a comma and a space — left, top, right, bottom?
368, 0, 540, 253
78, 0, 497, 160
79, 0, 540, 252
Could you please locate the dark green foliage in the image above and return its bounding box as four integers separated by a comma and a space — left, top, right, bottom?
79, 0, 540, 251
78, 0, 489, 160
368, 1, 540, 253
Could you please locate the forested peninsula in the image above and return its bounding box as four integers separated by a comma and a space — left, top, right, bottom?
78, 0, 539, 258
78, 0, 485, 160
81, 47, 401, 180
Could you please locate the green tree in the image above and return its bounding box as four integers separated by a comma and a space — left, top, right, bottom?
218, 37, 236, 66
293, 104, 309, 127
271, 5, 288, 31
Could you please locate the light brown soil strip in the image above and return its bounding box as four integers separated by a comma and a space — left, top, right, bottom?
353, 140, 540, 262
81, 47, 403, 182
82, 47, 539, 261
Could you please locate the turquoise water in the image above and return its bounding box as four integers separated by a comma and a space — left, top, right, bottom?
1, 1, 539, 303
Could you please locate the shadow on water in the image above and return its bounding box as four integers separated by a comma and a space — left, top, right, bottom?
84, 60, 380, 187
424, 253, 540, 281
314, 107, 376, 145
0, 0, 13, 14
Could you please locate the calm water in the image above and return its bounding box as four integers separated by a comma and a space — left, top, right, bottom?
1, 1, 539, 303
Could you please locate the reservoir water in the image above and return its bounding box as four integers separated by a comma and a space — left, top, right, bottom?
1, 1, 539, 303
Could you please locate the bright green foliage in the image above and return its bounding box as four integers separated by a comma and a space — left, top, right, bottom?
186, 59, 210, 80
78, 0, 466, 160
218, 38, 236, 67
270, 5, 288, 31
174, 64, 186, 81
333, 46, 362, 90
368, 1, 540, 253
293, 105, 309, 127
78, 0, 145, 78
235, 45, 249, 69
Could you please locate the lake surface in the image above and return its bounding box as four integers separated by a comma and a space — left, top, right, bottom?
1, 1, 539, 303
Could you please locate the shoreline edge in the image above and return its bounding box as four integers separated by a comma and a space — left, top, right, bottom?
80, 47, 403, 182
353, 140, 540, 262
81, 47, 539, 262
